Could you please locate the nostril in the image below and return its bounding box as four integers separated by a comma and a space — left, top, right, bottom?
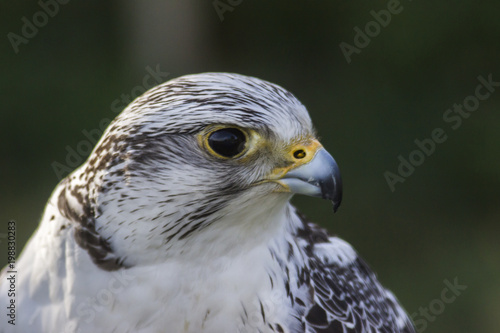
293, 149, 306, 159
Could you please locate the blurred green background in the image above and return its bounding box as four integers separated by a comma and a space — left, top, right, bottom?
1, 1, 499, 332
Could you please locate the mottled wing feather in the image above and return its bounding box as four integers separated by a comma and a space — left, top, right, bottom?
295, 219, 415, 333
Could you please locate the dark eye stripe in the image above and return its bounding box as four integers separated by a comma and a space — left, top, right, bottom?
207, 128, 246, 158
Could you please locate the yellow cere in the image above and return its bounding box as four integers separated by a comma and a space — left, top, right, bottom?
267, 138, 323, 182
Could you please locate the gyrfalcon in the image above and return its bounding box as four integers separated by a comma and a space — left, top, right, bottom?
1, 73, 415, 333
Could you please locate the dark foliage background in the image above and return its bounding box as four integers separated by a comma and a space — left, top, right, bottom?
1, 1, 499, 332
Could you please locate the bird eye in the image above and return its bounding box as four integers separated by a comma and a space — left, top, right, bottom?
207, 128, 247, 158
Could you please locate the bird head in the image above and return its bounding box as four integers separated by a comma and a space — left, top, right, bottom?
61, 73, 342, 266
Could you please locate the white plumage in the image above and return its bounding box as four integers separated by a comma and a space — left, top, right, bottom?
1, 73, 415, 333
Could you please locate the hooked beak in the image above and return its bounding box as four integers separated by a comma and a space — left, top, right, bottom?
265, 138, 342, 212
278, 148, 342, 212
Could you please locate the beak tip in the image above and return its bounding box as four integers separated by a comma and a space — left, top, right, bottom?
332, 199, 341, 213
327, 187, 342, 213
332, 180, 342, 213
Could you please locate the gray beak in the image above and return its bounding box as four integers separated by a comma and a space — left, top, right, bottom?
280, 148, 343, 212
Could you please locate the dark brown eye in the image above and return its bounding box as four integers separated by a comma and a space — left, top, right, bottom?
207, 128, 246, 158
